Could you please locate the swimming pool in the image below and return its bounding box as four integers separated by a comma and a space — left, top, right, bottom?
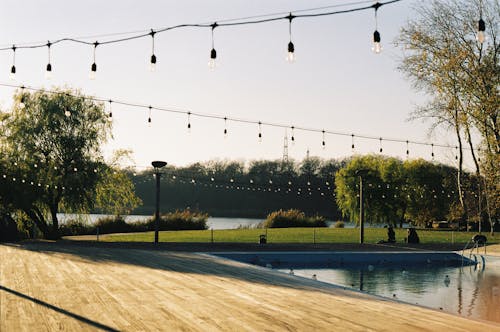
212, 252, 499, 323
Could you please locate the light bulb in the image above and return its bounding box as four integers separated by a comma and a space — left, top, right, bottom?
286, 42, 295, 63
372, 30, 382, 54
64, 110, 71, 117
477, 31, 485, 44
45, 63, 52, 80
208, 48, 217, 69
89, 63, 97, 80
477, 19, 486, 43
10, 65, 16, 80
150, 54, 157, 72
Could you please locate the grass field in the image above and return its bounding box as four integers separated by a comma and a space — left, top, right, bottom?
100, 227, 500, 245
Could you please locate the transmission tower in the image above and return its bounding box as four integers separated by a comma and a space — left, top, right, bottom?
282, 130, 289, 166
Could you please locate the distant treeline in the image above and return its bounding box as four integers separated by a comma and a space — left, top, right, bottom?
130, 158, 344, 219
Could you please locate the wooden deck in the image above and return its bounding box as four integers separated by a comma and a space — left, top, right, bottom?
1, 243, 499, 331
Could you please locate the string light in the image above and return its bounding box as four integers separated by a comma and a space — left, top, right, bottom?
45, 42, 52, 80
148, 105, 152, 124
10, 46, 16, 80
431, 143, 434, 160
372, 2, 382, 54
90, 41, 98, 80
149, 30, 157, 72
286, 13, 295, 63
108, 100, 113, 121
2, 83, 469, 159
208, 23, 218, 69
291, 126, 295, 144
406, 140, 409, 158
64, 108, 71, 117
322, 130, 326, 149
379, 137, 383, 153
258, 121, 262, 142
18, 86, 26, 109
223, 117, 228, 138
477, 0, 486, 44
351, 134, 355, 152
1, 0, 403, 77
187, 111, 191, 132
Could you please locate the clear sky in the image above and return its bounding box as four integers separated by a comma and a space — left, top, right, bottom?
0, 0, 473, 169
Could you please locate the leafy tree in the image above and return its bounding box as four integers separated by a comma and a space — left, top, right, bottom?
1, 88, 111, 239
403, 159, 455, 227
397, 0, 499, 232
95, 150, 142, 217
335, 155, 458, 227
335, 155, 406, 226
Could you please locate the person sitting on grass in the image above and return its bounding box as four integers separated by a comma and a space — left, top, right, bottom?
377, 225, 396, 244
407, 228, 420, 244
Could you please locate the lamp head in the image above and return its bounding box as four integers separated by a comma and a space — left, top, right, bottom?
152, 161, 167, 169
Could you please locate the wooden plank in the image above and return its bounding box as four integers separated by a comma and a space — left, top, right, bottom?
1, 243, 499, 331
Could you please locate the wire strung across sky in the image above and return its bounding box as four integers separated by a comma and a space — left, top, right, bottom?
1, 82, 468, 156
0, 0, 403, 51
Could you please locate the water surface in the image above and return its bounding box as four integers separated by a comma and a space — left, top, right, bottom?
284, 257, 500, 323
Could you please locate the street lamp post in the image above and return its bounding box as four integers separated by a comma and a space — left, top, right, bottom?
355, 169, 369, 244
152, 161, 167, 244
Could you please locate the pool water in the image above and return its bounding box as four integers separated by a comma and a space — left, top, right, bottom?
282, 257, 500, 323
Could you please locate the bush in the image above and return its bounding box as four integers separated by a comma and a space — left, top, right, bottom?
0, 213, 19, 241
259, 209, 327, 228
59, 220, 95, 236
333, 221, 345, 228
145, 210, 208, 231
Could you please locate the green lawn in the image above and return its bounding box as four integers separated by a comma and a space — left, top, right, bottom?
102, 228, 500, 244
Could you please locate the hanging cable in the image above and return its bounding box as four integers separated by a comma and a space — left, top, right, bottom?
258, 121, 262, 142
10, 46, 16, 80
45, 41, 52, 80
477, 0, 486, 44
0, 82, 467, 154
286, 13, 296, 63
90, 41, 98, 80
372, 2, 382, 53
149, 29, 157, 72
108, 100, 113, 121
208, 23, 218, 69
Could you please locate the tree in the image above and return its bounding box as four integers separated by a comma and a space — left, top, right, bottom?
94, 150, 142, 217
1, 88, 111, 239
403, 159, 455, 227
397, 0, 499, 232
335, 155, 406, 226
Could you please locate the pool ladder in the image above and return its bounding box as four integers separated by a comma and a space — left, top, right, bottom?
461, 239, 486, 269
